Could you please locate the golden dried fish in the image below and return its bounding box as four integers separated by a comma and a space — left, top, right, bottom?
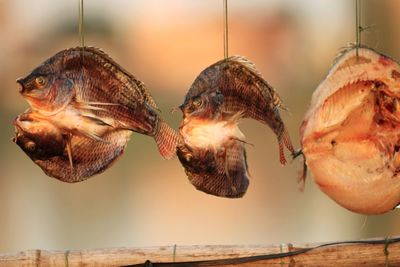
300, 46, 400, 214
178, 56, 293, 198
15, 47, 178, 181
14, 109, 131, 182
177, 90, 250, 198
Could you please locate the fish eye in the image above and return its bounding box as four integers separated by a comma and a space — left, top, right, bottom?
192, 97, 203, 107
35, 76, 47, 87
25, 141, 36, 152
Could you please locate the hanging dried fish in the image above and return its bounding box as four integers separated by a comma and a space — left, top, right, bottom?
15, 47, 178, 181
300, 46, 400, 214
178, 56, 293, 198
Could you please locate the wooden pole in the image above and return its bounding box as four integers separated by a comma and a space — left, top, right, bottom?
0, 236, 399, 267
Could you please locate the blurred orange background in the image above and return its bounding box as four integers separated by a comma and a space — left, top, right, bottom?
0, 0, 400, 253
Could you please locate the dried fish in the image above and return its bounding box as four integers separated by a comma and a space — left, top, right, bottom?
178, 56, 293, 197
301, 46, 400, 214
15, 47, 178, 181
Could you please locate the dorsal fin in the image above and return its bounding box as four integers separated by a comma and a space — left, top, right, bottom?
228, 55, 288, 111
64, 46, 159, 111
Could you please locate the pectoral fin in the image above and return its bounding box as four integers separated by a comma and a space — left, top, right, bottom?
75, 101, 120, 111
65, 136, 74, 172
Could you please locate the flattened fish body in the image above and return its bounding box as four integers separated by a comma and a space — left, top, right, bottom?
15, 47, 179, 181
17, 47, 178, 160
301, 46, 400, 214
181, 56, 293, 164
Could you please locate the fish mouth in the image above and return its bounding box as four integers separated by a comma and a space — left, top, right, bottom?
16, 78, 25, 94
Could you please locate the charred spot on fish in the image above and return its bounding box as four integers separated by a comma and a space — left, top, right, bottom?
395, 145, 400, 153
375, 116, 386, 125
374, 81, 385, 89
330, 140, 337, 146
385, 102, 396, 113
391, 70, 400, 81
378, 56, 392, 66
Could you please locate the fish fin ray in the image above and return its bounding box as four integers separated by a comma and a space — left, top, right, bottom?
66, 136, 74, 172
75, 101, 120, 111
81, 115, 113, 127
228, 56, 288, 111
154, 119, 180, 159
223, 141, 249, 197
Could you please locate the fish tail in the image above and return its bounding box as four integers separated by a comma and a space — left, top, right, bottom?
279, 140, 286, 165
278, 127, 294, 165
154, 119, 179, 159
282, 127, 294, 153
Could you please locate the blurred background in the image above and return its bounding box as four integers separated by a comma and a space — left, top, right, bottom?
1, 0, 400, 253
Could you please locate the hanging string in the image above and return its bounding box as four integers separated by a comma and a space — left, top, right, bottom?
223, 0, 228, 60
355, 0, 361, 57
79, 0, 85, 62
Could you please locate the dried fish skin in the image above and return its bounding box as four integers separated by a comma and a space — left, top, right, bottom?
177, 138, 249, 198
301, 46, 400, 214
35, 129, 132, 183
17, 46, 178, 160
181, 56, 293, 164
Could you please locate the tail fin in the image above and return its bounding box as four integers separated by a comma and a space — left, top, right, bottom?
278, 127, 294, 165
154, 119, 179, 159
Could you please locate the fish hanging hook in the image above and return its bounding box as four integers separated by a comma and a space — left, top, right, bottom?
79, 0, 85, 63
355, 0, 362, 57
223, 0, 228, 60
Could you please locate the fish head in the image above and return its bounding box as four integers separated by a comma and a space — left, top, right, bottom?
17, 56, 75, 113
13, 112, 66, 160
180, 89, 224, 120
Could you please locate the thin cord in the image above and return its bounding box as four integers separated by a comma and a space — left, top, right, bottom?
355, 0, 361, 57
223, 0, 228, 60
79, 0, 85, 61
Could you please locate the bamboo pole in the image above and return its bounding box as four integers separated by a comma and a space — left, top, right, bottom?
0, 236, 399, 267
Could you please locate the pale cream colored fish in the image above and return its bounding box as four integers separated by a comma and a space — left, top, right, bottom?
301, 46, 400, 214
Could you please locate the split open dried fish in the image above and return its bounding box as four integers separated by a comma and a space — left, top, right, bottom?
178, 56, 293, 198
300, 46, 400, 214
15, 47, 178, 181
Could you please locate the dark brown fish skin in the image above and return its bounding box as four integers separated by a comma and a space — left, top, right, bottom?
14, 110, 132, 182
180, 56, 294, 164
177, 90, 250, 198
16, 46, 178, 159
177, 138, 249, 198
